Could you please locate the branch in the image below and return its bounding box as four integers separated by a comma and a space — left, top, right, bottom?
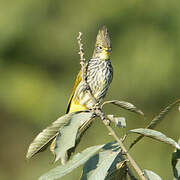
77, 32, 145, 180
77, 32, 86, 82
94, 108, 145, 180
77, 32, 97, 105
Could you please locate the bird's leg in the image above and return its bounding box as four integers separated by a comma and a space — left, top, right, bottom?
94, 102, 100, 109
82, 80, 90, 92
93, 105, 110, 126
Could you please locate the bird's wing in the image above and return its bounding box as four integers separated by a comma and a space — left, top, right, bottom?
66, 70, 82, 113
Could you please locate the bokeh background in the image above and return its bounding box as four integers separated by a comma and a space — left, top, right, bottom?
0, 0, 179, 179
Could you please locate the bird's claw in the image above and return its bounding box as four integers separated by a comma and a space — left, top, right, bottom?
82, 82, 90, 92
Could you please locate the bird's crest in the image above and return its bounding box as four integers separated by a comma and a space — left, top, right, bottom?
95, 26, 111, 49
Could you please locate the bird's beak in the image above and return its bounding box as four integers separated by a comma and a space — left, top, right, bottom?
105, 48, 112, 53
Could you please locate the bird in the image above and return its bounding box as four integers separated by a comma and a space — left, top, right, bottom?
50, 26, 113, 164
66, 25, 113, 114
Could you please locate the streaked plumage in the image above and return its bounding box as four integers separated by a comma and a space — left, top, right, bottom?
67, 26, 113, 113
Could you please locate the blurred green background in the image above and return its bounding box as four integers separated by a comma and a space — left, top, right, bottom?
0, 0, 179, 179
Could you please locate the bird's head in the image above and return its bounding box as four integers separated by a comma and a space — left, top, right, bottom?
93, 26, 112, 60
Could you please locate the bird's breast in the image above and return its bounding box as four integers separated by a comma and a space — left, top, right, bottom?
73, 59, 113, 109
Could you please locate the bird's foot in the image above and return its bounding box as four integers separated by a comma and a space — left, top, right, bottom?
82, 81, 90, 92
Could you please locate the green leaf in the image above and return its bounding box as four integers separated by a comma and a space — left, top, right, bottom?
26, 112, 78, 159
81, 142, 122, 180
172, 138, 180, 180
53, 112, 94, 163
144, 170, 162, 180
105, 160, 129, 180
147, 99, 180, 130
77, 114, 95, 140
107, 115, 126, 128
129, 99, 180, 150
102, 100, 144, 116
39, 144, 104, 180
129, 128, 180, 150
26, 111, 93, 160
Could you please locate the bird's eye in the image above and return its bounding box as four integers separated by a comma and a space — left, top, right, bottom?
97, 46, 103, 50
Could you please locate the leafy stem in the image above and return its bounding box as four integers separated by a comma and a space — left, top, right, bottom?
77, 32, 145, 180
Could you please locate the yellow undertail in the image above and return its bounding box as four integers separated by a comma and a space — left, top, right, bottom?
68, 100, 88, 113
